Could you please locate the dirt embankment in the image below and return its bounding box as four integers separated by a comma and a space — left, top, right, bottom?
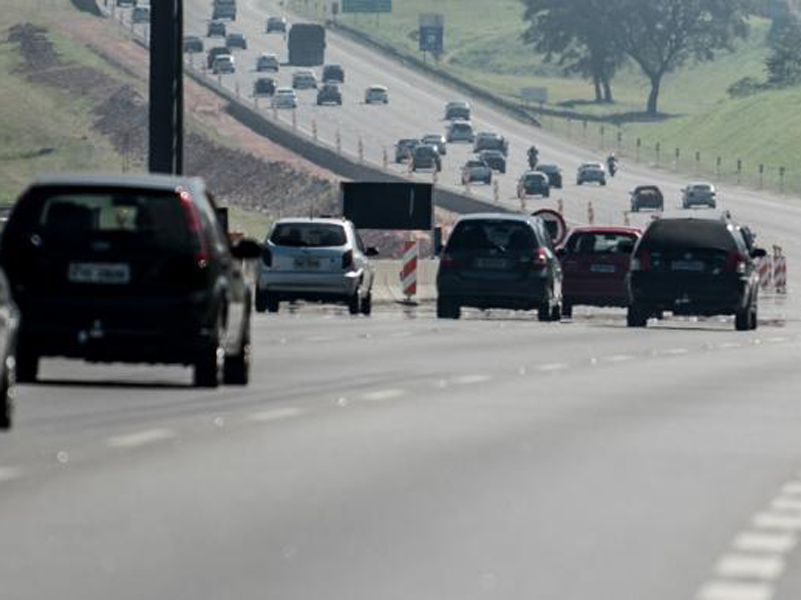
6, 23, 339, 216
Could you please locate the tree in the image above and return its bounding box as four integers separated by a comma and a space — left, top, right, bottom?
610, 0, 750, 115
520, 0, 624, 103
766, 20, 801, 86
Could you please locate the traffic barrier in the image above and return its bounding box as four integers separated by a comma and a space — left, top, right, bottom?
335, 130, 341, 153
291, 109, 297, 130
757, 257, 773, 290
358, 137, 364, 163
400, 240, 418, 300
773, 246, 787, 294
623, 211, 630, 226
492, 180, 500, 203
588, 201, 595, 225
433, 169, 439, 185
312, 120, 318, 141
557, 198, 564, 215
382, 147, 388, 170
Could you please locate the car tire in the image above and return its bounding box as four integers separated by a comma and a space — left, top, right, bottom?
437, 298, 460, 319
360, 292, 372, 316
265, 293, 280, 314
632, 205, 639, 212
16, 346, 38, 384
562, 303, 573, 319
0, 366, 12, 431
194, 333, 223, 388
348, 293, 360, 316
537, 304, 552, 322
735, 300, 756, 331
600, 180, 607, 186
255, 290, 268, 313
223, 325, 250, 385
544, 190, 550, 198
577, 181, 583, 186
551, 303, 562, 321
627, 304, 648, 328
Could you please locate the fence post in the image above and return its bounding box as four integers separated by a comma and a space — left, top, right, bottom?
582, 120, 587, 139
780, 166, 786, 192
716, 156, 722, 180
492, 179, 500, 203
636, 138, 641, 163
358, 137, 364, 162
336, 130, 342, 153
656, 142, 661, 166
600, 125, 605, 149
588, 201, 595, 225
759, 164, 764, 189
382, 147, 388, 170
674, 148, 680, 171
616, 130, 622, 151
312, 120, 317, 141
695, 151, 701, 175
737, 159, 742, 185
291, 109, 297, 130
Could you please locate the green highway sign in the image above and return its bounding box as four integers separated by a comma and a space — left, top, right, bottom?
342, 0, 392, 13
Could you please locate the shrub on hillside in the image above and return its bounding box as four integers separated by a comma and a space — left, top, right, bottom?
727, 76, 766, 97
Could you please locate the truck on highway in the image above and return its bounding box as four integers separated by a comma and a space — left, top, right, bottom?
287, 23, 326, 66
212, 0, 236, 21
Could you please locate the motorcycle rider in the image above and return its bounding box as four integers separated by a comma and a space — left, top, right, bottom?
527, 145, 539, 169
607, 153, 618, 177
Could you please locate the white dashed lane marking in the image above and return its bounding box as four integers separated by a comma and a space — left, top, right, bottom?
697, 581, 774, 600
247, 407, 307, 423
752, 512, 801, 531
771, 497, 801, 511
451, 374, 493, 385
106, 428, 177, 449
601, 354, 635, 363
0, 466, 23, 483
662, 347, 690, 356
536, 363, 569, 372
361, 389, 407, 402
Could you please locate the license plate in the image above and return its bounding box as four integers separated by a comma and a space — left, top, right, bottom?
294, 257, 321, 270
475, 258, 509, 270
672, 260, 705, 272
590, 264, 616, 274
68, 262, 130, 285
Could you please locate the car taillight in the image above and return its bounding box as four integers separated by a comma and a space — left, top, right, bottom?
527, 247, 549, 269
342, 249, 354, 270
262, 246, 272, 267
178, 189, 209, 268
725, 249, 747, 274
631, 249, 651, 272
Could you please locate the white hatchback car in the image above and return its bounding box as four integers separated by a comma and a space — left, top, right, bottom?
256, 218, 379, 315
364, 85, 389, 104
271, 87, 297, 108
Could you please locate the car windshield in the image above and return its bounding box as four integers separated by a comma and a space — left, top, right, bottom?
447, 220, 535, 252
641, 219, 736, 251
567, 232, 638, 254
271, 223, 347, 247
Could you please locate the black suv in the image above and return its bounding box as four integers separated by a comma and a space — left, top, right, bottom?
411, 145, 442, 172
395, 139, 419, 163
316, 83, 342, 106
0, 174, 262, 386
322, 64, 345, 84
437, 214, 563, 321
207, 46, 231, 69
183, 35, 204, 54
627, 216, 766, 330
253, 77, 276, 97
631, 185, 664, 212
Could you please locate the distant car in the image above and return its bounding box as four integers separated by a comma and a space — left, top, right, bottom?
292, 70, 317, 90
322, 64, 345, 83
212, 1, 236, 20
534, 163, 563, 188
557, 227, 641, 318
131, 6, 150, 24
364, 85, 389, 104
518, 171, 550, 198
412, 145, 442, 172
577, 162, 607, 186
627, 215, 765, 330
422, 134, 446, 155
316, 83, 342, 106
631, 185, 664, 212
256, 53, 279, 72
446, 120, 475, 143
437, 213, 563, 321
116, 0, 136, 6
478, 150, 506, 174
0, 268, 18, 431
474, 132, 508, 155
395, 138, 419, 163
271, 87, 297, 108
225, 33, 247, 50
253, 77, 276, 97
212, 55, 235, 74
0, 173, 262, 387
207, 20, 226, 37
183, 35, 204, 53
257, 218, 378, 315
206, 46, 231, 69
444, 101, 471, 121
462, 159, 492, 185
266, 16, 288, 33
682, 182, 716, 209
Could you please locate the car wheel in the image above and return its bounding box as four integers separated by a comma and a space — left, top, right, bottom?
735, 301, 756, 331
266, 293, 280, 314
0, 366, 13, 431
348, 293, 360, 315
750, 302, 758, 330
632, 205, 639, 212
562, 302, 573, 319
551, 302, 562, 321
437, 298, 460, 319
360, 292, 372, 316
544, 190, 550, 198
194, 316, 223, 388
600, 180, 607, 186
537, 304, 552, 322
223, 324, 250, 385
577, 181, 583, 186
16, 346, 38, 384
627, 304, 648, 328
255, 290, 268, 313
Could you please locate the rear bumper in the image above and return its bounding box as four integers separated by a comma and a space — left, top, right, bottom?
258, 270, 362, 298
629, 274, 750, 315
438, 273, 551, 310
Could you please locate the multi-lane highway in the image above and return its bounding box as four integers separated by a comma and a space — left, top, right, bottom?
2, 2, 801, 600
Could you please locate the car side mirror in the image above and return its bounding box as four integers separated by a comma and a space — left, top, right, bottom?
231, 238, 262, 260
365, 247, 379, 257
555, 247, 567, 258
751, 247, 767, 259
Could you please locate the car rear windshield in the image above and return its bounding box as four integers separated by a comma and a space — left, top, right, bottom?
271, 223, 347, 248
7, 190, 193, 251
447, 220, 536, 252
567, 232, 638, 254
640, 220, 736, 252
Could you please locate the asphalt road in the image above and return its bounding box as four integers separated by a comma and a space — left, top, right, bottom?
3, 4, 801, 600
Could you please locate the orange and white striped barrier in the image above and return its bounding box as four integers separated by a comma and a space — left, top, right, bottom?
757, 257, 773, 290
557, 198, 564, 215
588, 201, 595, 225
773, 247, 787, 294
400, 240, 419, 300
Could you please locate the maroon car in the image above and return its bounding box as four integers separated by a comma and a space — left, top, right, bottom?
557, 227, 641, 318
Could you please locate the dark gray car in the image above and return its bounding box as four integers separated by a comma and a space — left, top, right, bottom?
437, 214, 563, 321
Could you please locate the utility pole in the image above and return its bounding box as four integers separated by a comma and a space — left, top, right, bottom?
148, 0, 184, 174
